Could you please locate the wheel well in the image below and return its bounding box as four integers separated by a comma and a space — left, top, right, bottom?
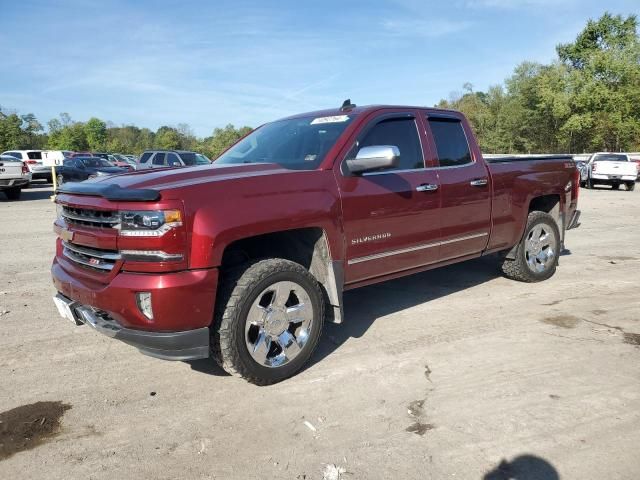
505, 194, 562, 261
529, 194, 560, 223
220, 228, 343, 323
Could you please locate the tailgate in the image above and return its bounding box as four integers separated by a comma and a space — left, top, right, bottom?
594, 161, 636, 176
0, 158, 24, 179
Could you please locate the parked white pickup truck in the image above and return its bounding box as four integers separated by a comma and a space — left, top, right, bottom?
0, 154, 31, 200
580, 152, 637, 191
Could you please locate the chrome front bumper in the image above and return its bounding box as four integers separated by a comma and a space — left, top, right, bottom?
53, 293, 210, 361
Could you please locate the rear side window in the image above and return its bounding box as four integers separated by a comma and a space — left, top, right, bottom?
139, 152, 152, 164
355, 118, 423, 170
27, 151, 42, 160
152, 153, 166, 165
428, 117, 472, 167
4, 151, 22, 159
593, 154, 628, 162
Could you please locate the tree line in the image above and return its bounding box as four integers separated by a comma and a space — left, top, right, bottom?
437, 12, 640, 153
0, 109, 252, 160
1, 12, 638, 157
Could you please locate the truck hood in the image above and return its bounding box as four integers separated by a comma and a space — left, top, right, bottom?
96, 163, 294, 192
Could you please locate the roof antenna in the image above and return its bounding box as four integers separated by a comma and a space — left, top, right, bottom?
340, 99, 356, 111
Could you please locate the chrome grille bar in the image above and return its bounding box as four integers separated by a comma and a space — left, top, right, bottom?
62, 241, 120, 271
61, 206, 119, 228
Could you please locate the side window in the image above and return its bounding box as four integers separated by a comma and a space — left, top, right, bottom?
355, 118, 423, 170
428, 117, 472, 167
5, 151, 21, 159
139, 152, 152, 164
166, 153, 181, 166
152, 153, 166, 166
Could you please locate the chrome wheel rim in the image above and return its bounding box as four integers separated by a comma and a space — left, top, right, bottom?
524, 223, 556, 273
244, 280, 313, 368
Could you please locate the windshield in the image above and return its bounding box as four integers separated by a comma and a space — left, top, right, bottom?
215, 115, 353, 170
180, 152, 210, 166
80, 157, 113, 168
593, 154, 628, 162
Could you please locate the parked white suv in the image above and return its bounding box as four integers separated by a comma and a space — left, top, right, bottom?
0, 154, 31, 200
0, 150, 71, 182
580, 152, 637, 191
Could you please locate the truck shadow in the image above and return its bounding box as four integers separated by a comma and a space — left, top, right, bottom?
483, 454, 559, 480
0, 186, 54, 202
310, 255, 502, 368
188, 255, 503, 378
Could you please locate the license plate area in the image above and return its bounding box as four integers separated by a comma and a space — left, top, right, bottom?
53, 294, 83, 325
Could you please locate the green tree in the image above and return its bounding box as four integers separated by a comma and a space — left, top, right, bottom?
84, 117, 107, 151
47, 114, 88, 150
154, 126, 182, 149
203, 124, 253, 159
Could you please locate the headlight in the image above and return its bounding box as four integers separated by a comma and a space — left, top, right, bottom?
117, 209, 182, 237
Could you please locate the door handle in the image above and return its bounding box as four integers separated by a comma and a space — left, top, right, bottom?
416, 183, 438, 192
470, 178, 488, 187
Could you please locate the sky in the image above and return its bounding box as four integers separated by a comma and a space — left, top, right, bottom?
1, 0, 639, 137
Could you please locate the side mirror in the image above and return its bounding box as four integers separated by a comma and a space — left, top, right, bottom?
345, 145, 400, 174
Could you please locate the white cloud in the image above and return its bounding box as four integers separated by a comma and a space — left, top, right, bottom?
381, 18, 473, 37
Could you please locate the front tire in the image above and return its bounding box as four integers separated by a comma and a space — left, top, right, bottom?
212, 258, 324, 385
500, 211, 561, 283
626, 182, 635, 191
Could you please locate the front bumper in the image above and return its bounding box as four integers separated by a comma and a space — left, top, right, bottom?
53, 293, 210, 360
52, 257, 218, 330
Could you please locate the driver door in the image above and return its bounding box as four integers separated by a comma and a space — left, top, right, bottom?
336, 111, 442, 284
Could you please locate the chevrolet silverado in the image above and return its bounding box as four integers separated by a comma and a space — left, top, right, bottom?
51, 103, 581, 384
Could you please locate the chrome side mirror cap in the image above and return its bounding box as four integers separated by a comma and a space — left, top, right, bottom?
346, 145, 400, 174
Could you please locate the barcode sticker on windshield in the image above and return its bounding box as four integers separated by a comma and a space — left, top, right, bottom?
310, 115, 350, 125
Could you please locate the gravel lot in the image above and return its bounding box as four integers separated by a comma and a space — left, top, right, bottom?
1, 184, 639, 479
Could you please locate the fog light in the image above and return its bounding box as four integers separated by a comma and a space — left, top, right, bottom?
136, 292, 154, 320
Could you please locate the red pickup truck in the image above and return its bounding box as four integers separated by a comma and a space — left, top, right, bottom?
51, 104, 581, 384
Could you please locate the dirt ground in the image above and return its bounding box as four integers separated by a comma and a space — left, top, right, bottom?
0, 183, 639, 479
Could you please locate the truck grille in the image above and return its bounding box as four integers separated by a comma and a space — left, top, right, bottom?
61, 206, 119, 229
62, 241, 121, 271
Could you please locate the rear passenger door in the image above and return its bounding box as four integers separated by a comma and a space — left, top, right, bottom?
423, 113, 491, 260
337, 111, 441, 284
152, 152, 166, 168
166, 153, 182, 167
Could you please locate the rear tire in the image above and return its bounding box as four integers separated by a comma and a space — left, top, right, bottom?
500, 211, 561, 283
212, 258, 324, 385
612, 183, 620, 190
626, 182, 635, 191
5, 187, 21, 201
